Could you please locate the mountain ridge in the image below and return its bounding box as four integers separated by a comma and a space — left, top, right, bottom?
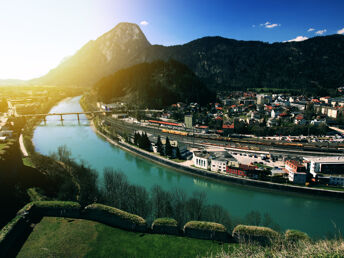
31, 22, 344, 93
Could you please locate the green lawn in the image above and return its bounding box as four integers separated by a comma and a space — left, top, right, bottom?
17, 217, 234, 258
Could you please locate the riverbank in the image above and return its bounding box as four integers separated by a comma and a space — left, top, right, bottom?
89, 114, 344, 199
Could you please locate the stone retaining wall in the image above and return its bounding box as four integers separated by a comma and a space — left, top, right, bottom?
0, 215, 30, 257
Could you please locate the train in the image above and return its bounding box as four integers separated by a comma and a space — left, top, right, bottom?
160, 128, 344, 153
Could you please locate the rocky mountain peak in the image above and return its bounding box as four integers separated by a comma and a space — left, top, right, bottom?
97, 22, 150, 61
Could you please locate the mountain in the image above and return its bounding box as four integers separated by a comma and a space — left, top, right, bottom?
32, 22, 151, 86
135, 35, 344, 93
34, 22, 344, 94
95, 60, 215, 108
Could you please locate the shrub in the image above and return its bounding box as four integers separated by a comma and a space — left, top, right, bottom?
152, 218, 178, 227
285, 229, 310, 243
151, 218, 179, 235
84, 203, 146, 226
27, 188, 48, 201
184, 221, 227, 232
16, 201, 81, 220
32, 201, 80, 209
183, 221, 229, 242
232, 225, 279, 245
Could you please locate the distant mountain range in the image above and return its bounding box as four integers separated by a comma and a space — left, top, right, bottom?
31, 22, 344, 93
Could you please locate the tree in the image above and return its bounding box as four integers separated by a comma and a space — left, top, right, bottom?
156, 135, 164, 155
187, 191, 207, 220
245, 210, 261, 226
134, 132, 139, 146
176, 146, 182, 160
143, 132, 152, 151
165, 137, 172, 157
151, 185, 173, 218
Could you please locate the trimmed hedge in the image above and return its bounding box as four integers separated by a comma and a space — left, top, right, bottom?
0, 215, 29, 257
83, 203, 147, 232
151, 218, 179, 235
184, 221, 227, 232
285, 229, 310, 243
183, 221, 228, 242
152, 218, 178, 227
232, 225, 279, 245
17, 201, 81, 219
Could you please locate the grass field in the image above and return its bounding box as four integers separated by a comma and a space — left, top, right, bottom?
17, 217, 234, 258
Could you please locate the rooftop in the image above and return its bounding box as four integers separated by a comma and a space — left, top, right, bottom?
304, 156, 344, 163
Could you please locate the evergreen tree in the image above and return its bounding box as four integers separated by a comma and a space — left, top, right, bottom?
143, 132, 152, 151
134, 132, 139, 145
156, 136, 164, 156
165, 137, 172, 157
176, 146, 182, 160
138, 133, 144, 148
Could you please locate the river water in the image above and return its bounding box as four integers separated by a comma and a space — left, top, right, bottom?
33, 96, 344, 238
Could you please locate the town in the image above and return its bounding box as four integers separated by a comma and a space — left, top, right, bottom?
92, 87, 344, 189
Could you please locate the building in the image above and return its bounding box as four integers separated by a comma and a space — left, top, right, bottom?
303, 157, 344, 187
285, 160, 307, 184
193, 151, 238, 171
257, 94, 272, 105
193, 151, 211, 170
210, 151, 238, 173
184, 115, 194, 129
226, 164, 258, 178
304, 156, 344, 177
329, 176, 344, 186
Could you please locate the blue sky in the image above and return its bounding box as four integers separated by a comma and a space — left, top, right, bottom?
0, 0, 343, 79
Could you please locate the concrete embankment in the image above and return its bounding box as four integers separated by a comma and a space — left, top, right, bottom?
115, 140, 344, 199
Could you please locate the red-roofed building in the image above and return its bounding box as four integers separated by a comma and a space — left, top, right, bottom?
285, 160, 307, 184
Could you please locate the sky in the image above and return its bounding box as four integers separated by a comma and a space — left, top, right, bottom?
0, 0, 343, 80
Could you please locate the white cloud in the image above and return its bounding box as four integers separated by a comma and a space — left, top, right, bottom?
252, 24, 256, 28
307, 28, 315, 32
140, 20, 149, 26
288, 36, 309, 42
337, 28, 344, 34
260, 21, 280, 29
315, 29, 327, 35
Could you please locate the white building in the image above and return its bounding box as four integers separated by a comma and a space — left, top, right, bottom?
304, 156, 344, 177
193, 151, 237, 172
193, 151, 211, 170
211, 159, 227, 173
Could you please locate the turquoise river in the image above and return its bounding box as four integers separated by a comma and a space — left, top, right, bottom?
33, 96, 344, 238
